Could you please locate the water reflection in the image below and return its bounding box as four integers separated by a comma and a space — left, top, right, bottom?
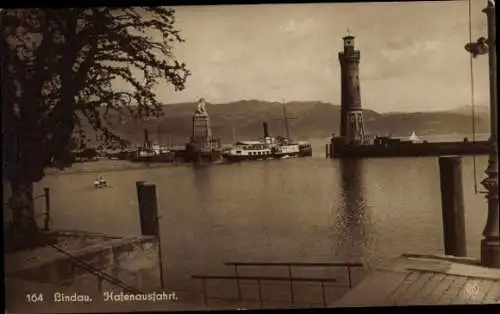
191, 163, 213, 195
31, 153, 487, 302
334, 159, 373, 262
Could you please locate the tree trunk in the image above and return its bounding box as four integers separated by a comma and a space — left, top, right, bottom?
6, 179, 40, 251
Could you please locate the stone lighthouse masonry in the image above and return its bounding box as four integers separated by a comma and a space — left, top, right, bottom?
338, 35, 367, 144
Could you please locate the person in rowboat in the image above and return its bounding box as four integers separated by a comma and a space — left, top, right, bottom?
94, 176, 107, 188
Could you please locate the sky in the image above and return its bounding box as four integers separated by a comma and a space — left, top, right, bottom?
149, 1, 490, 113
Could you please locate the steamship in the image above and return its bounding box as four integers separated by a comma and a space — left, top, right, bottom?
130, 128, 175, 162
222, 121, 312, 162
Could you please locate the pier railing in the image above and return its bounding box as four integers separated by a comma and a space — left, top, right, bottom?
47, 241, 144, 294
3, 187, 52, 231
192, 261, 364, 308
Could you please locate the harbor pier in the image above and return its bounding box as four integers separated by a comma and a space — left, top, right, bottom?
336, 0, 500, 306
335, 253, 500, 307
328, 34, 489, 158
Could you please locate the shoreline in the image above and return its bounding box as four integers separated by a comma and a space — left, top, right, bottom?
44, 160, 188, 177
19, 133, 490, 178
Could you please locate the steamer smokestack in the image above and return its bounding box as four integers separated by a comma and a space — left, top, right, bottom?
262, 122, 269, 138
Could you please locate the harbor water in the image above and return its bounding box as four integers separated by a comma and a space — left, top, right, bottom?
29, 137, 490, 305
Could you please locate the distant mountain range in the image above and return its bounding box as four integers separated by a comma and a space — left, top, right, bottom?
86, 101, 490, 146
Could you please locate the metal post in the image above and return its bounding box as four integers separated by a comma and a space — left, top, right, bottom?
157, 235, 165, 289
234, 265, 242, 301
201, 278, 208, 306
321, 281, 326, 307
257, 279, 263, 308
480, 0, 500, 268
325, 144, 329, 158
347, 266, 353, 288
43, 187, 50, 231
438, 156, 467, 257
157, 125, 161, 146
288, 265, 295, 304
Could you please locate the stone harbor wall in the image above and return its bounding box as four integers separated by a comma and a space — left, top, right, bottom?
5, 231, 166, 312
74, 237, 161, 293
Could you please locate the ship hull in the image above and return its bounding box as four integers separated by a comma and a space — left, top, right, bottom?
330, 140, 490, 158
298, 147, 313, 157
221, 154, 272, 162
184, 151, 222, 163
131, 153, 175, 163
273, 152, 301, 158
222, 151, 310, 162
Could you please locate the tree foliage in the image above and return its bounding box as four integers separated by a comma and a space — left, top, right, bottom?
1, 7, 189, 247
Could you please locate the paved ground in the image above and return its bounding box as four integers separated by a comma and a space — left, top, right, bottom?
335, 253, 500, 307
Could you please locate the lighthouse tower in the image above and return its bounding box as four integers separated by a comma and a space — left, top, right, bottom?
338, 34, 366, 144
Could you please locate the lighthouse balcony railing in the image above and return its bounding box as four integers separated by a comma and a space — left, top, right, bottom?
361, 135, 375, 145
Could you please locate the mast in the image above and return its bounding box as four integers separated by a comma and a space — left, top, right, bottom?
157, 125, 161, 146
143, 128, 150, 149
283, 105, 290, 139
273, 101, 296, 139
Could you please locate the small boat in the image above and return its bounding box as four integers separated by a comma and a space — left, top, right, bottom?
409, 131, 420, 142
94, 177, 108, 188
